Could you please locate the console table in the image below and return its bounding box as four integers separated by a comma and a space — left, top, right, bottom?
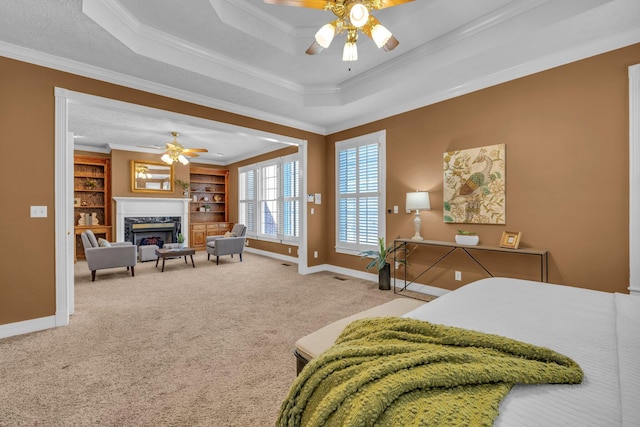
393, 238, 548, 297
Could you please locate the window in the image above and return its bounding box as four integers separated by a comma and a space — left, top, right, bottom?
238, 167, 256, 235
239, 153, 300, 244
335, 131, 386, 255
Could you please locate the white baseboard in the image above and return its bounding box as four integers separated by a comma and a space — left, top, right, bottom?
244, 247, 299, 264
0, 316, 57, 340
269, 258, 451, 297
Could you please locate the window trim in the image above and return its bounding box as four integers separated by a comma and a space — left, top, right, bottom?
335, 130, 386, 256
238, 153, 301, 246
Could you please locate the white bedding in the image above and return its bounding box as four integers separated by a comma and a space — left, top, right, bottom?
402, 277, 640, 427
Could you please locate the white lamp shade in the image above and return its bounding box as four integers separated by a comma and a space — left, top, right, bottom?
406, 191, 431, 211
161, 154, 173, 165
342, 42, 358, 61
315, 23, 335, 48
349, 4, 369, 28
371, 24, 392, 48
178, 154, 189, 165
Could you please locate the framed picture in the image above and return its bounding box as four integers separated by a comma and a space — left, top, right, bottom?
500, 231, 521, 249
443, 143, 506, 224
74, 197, 81, 206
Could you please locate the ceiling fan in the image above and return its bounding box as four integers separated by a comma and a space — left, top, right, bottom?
263, 0, 414, 61
160, 132, 208, 165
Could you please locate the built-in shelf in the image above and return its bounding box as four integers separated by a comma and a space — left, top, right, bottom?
189, 166, 230, 250
74, 156, 111, 260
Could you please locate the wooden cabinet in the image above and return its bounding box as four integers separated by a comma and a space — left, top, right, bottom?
190, 223, 233, 250
189, 167, 231, 250
74, 156, 111, 260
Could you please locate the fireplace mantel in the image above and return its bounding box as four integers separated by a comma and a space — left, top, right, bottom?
113, 197, 190, 244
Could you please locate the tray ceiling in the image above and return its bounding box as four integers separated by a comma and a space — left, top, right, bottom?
0, 0, 638, 163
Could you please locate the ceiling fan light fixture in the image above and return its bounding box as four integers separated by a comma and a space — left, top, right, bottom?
343, 41, 358, 62
371, 23, 393, 49
178, 154, 189, 165
161, 153, 174, 165
315, 23, 336, 48
349, 3, 369, 28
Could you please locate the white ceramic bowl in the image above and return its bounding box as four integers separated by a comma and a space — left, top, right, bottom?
455, 234, 479, 245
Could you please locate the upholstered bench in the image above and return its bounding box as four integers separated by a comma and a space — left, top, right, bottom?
294, 297, 426, 374
139, 244, 159, 262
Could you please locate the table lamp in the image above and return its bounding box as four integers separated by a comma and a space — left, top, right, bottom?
406, 191, 431, 241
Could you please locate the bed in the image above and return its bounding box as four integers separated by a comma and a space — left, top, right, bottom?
281, 278, 640, 426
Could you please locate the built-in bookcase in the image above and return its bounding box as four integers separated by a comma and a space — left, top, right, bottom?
189, 167, 231, 249
74, 156, 111, 260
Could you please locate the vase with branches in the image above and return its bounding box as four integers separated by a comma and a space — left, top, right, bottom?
175, 179, 189, 197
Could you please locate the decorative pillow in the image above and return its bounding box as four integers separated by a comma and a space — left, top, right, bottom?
224, 231, 235, 238
98, 238, 112, 247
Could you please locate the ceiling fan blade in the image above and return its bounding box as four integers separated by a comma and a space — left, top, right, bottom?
183, 148, 208, 153
183, 152, 200, 157
377, 0, 414, 9
305, 41, 324, 55
263, 0, 327, 9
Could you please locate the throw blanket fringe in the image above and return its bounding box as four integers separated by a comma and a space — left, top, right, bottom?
277, 317, 583, 427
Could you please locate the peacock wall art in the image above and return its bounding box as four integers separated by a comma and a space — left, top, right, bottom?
443, 144, 506, 224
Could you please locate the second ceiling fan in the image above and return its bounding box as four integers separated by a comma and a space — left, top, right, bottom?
263, 0, 414, 61
160, 132, 208, 165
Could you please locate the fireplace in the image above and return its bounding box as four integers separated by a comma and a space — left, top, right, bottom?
125, 217, 181, 247
114, 197, 190, 246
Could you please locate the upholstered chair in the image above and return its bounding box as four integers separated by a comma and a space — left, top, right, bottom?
206, 224, 247, 265
80, 230, 137, 281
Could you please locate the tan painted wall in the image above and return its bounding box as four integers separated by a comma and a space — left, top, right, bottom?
326, 43, 640, 293
0, 56, 324, 326
1, 43, 638, 327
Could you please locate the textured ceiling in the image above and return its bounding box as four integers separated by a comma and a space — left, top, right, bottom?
1, 0, 639, 164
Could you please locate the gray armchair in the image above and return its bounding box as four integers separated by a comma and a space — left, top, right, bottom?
206, 224, 247, 265
80, 230, 137, 281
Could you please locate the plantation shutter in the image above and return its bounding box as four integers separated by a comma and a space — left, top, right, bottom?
282, 156, 299, 240
239, 168, 256, 235
336, 131, 385, 254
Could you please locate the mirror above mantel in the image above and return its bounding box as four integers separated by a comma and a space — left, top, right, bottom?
131, 160, 174, 193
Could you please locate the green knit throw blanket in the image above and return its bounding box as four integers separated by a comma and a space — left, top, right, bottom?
277, 317, 583, 427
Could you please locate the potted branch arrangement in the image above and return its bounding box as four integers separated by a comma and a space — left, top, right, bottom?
176, 233, 185, 249
175, 179, 189, 197
359, 237, 406, 290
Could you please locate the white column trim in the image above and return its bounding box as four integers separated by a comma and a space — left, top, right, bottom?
54, 87, 72, 327
629, 64, 640, 295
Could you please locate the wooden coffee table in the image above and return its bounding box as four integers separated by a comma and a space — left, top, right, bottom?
155, 247, 196, 272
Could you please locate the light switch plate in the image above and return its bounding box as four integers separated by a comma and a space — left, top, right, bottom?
30, 206, 47, 218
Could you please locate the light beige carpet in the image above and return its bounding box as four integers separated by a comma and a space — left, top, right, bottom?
0, 252, 431, 426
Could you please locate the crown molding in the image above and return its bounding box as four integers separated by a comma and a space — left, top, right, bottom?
209, 0, 315, 55
0, 41, 326, 135
327, 28, 640, 134
82, 0, 307, 103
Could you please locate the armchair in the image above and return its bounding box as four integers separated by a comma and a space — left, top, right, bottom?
80, 230, 137, 281
206, 224, 247, 265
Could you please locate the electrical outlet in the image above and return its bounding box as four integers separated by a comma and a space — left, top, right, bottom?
455, 271, 462, 281
288, 247, 291, 254
314, 251, 318, 258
